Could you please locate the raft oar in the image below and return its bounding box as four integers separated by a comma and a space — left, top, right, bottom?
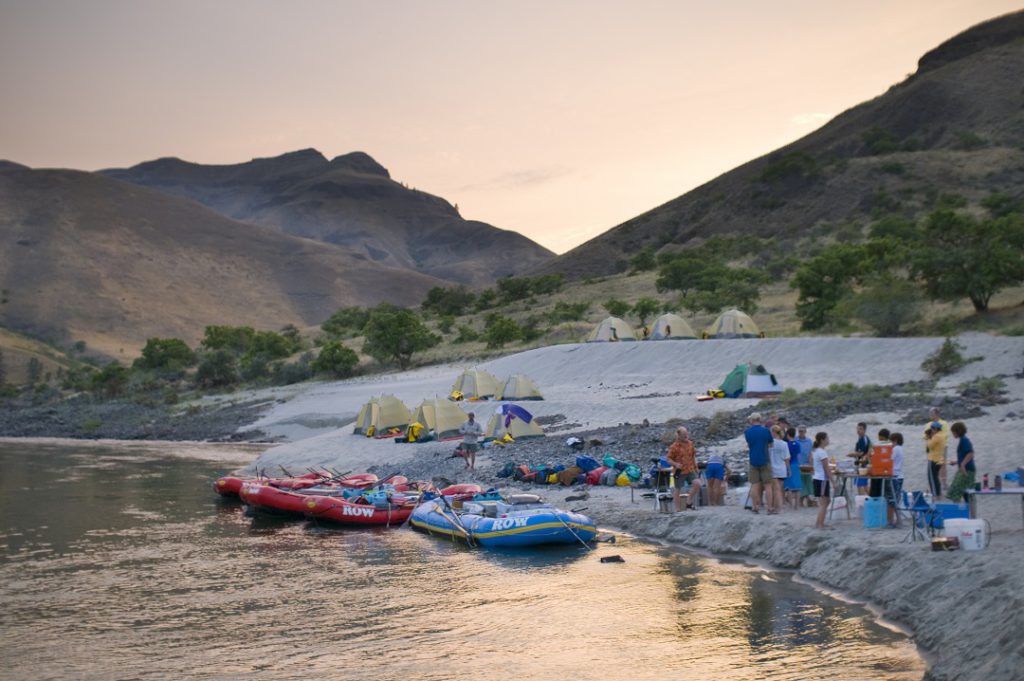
279, 465, 294, 477
553, 508, 594, 551
436, 493, 474, 547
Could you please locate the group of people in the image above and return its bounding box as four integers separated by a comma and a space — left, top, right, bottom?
658, 408, 977, 531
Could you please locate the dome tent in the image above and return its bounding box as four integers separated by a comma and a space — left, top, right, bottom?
451, 368, 500, 400
353, 395, 412, 437
411, 397, 467, 440
483, 404, 544, 441
648, 313, 697, 340
585, 316, 637, 342
719, 363, 782, 398
704, 309, 762, 339
498, 374, 544, 400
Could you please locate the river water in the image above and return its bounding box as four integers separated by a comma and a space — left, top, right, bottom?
0, 442, 925, 680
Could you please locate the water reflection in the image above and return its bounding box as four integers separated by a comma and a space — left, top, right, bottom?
0, 443, 924, 680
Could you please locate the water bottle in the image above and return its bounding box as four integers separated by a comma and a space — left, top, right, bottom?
994, 475, 1002, 491
983, 473, 989, 489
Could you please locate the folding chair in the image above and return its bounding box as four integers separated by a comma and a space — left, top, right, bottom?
901, 490, 934, 543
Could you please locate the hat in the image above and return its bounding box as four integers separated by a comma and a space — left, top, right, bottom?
930, 421, 942, 430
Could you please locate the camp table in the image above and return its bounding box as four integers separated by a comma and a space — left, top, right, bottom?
830, 472, 899, 524
963, 487, 1024, 530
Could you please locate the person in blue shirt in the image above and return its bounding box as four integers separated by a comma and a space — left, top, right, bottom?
796, 426, 814, 506
784, 427, 802, 510
945, 421, 976, 501
744, 412, 773, 514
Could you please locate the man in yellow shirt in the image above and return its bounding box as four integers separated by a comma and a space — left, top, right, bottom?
925, 407, 950, 488
925, 422, 946, 497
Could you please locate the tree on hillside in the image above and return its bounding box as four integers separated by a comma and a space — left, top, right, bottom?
837, 275, 922, 336
496, 277, 533, 303
133, 338, 197, 372
630, 247, 657, 273
312, 341, 359, 378
196, 349, 239, 388
603, 298, 631, 318
422, 286, 476, 317
530, 274, 565, 295
321, 307, 370, 338
90, 363, 129, 398
791, 243, 872, 330
361, 304, 439, 370
656, 251, 767, 314
483, 314, 522, 349
201, 325, 255, 354
632, 298, 660, 326
911, 210, 1024, 311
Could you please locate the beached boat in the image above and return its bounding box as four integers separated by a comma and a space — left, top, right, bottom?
303, 492, 419, 526
410, 493, 597, 548
240, 475, 415, 518
214, 472, 379, 498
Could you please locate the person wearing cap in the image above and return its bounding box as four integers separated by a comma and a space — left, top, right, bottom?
796, 426, 815, 506
744, 413, 773, 514
925, 422, 945, 497
925, 407, 950, 487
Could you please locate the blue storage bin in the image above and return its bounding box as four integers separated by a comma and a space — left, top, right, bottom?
862, 497, 887, 529
930, 503, 969, 529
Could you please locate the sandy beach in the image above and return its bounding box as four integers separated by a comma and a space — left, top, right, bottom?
235, 334, 1023, 680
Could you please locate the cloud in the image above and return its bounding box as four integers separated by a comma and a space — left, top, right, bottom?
459, 165, 573, 193
790, 112, 834, 127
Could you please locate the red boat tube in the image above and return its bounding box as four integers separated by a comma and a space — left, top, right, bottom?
439, 483, 483, 501
239, 482, 328, 516
303, 495, 415, 526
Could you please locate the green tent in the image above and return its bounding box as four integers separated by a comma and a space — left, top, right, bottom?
719, 363, 782, 398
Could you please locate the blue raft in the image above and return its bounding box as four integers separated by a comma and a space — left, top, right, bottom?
410, 493, 597, 548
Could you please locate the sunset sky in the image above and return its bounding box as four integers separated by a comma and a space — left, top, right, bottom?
1, 0, 1020, 253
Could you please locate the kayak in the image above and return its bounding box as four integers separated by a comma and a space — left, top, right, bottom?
410, 493, 597, 548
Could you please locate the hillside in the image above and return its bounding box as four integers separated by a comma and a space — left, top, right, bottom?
534, 10, 1024, 279
102, 149, 554, 287
0, 166, 446, 358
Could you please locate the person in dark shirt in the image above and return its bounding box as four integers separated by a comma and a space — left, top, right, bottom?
945, 421, 976, 501
850, 422, 871, 495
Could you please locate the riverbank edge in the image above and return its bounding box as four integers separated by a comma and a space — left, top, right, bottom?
581, 501, 1022, 681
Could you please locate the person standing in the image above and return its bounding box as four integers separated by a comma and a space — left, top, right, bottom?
769, 425, 789, 514
704, 451, 729, 506
458, 412, 483, 471
886, 432, 906, 527
925, 423, 945, 498
812, 432, 833, 529
783, 427, 802, 510
667, 426, 700, 511
926, 407, 950, 487
945, 422, 976, 502
796, 426, 814, 506
744, 413, 773, 514
850, 422, 872, 495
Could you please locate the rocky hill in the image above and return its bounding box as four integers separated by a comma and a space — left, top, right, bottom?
533, 10, 1024, 279
102, 149, 553, 287
0, 166, 446, 358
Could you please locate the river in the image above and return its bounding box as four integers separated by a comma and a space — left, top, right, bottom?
0, 441, 925, 680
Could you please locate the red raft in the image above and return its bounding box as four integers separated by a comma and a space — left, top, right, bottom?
303, 494, 418, 526
238, 475, 405, 518
215, 472, 378, 498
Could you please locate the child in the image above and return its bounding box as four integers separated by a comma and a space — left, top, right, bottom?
812, 432, 833, 529
886, 432, 905, 527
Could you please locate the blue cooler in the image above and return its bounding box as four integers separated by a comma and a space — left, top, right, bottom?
930, 503, 970, 529
862, 497, 887, 529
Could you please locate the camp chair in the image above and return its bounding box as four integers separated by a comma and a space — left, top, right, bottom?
900, 491, 935, 543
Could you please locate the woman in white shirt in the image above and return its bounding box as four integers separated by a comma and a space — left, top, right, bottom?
769, 425, 789, 514
812, 432, 832, 529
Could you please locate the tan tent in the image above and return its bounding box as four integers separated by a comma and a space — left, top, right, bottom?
498, 374, 544, 401
704, 309, 762, 339
648, 313, 697, 340
352, 395, 412, 437
585, 316, 637, 342
483, 406, 544, 441
451, 368, 500, 400
411, 397, 467, 440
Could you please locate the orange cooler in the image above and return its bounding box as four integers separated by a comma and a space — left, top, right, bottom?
869, 442, 893, 476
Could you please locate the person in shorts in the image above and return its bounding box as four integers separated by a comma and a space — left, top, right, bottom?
886, 432, 906, 527
458, 412, 483, 471
812, 432, 833, 529
668, 426, 700, 511
744, 413, 773, 514
704, 452, 729, 506
796, 426, 815, 506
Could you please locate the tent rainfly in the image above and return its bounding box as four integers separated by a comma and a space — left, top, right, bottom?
498, 374, 544, 401
451, 368, 501, 400
483, 404, 544, 441
411, 397, 467, 440
352, 395, 412, 437
719, 363, 782, 398
704, 309, 763, 339
648, 313, 697, 340
585, 316, 638, 342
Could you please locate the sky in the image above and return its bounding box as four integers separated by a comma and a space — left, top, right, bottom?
1, 1, 1021, 254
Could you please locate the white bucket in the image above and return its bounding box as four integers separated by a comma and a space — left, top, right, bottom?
943, 518, 989, 551
855, 495, 869, 517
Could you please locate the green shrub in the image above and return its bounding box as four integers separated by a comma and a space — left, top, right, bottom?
548, 301, 590, 324
453, 325, 480, 344
483, 314, 522, 348
921, 338, 981, 378
312, 342, 359, 378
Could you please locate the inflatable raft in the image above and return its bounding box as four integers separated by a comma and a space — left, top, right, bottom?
215, 472, 379, 498
410, 493, 597, 548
